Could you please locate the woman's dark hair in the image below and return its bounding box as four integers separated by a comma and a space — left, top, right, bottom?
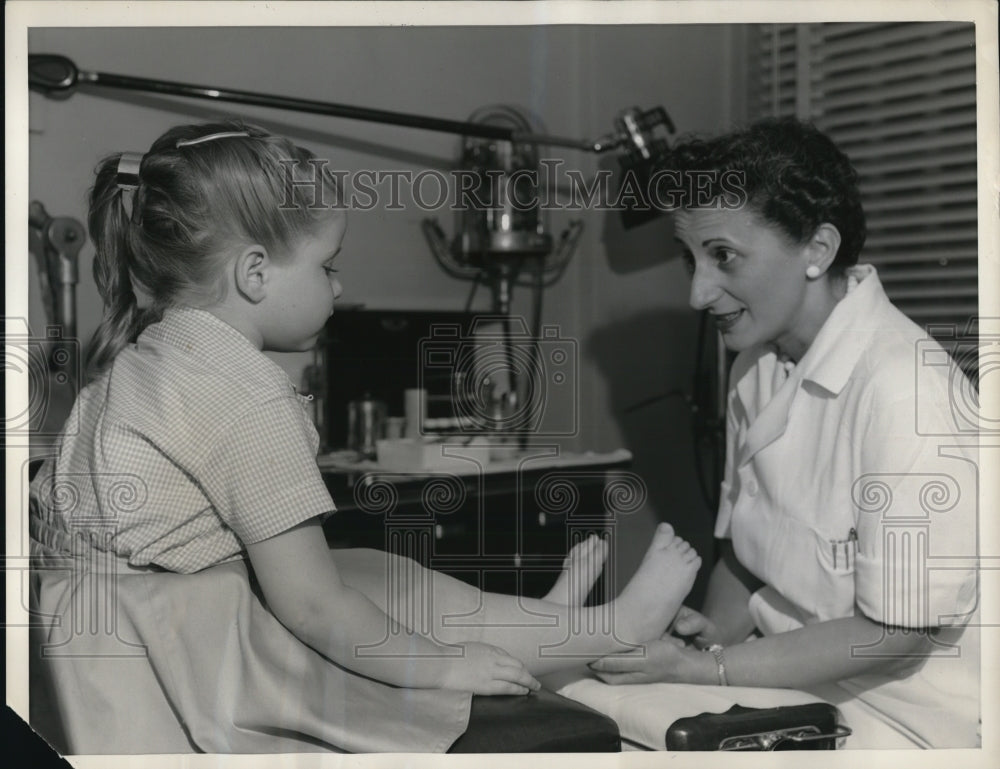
669, 117, 866, 272
85, 120, 341, 375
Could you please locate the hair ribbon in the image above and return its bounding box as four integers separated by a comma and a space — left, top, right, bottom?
116, 152, 144, 192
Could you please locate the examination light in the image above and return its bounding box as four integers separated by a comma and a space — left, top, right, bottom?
28, 54, 677, 230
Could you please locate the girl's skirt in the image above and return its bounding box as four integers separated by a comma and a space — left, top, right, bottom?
28, 508, 472, 754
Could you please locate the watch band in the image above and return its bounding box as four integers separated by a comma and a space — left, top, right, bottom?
707, 644, 729, 686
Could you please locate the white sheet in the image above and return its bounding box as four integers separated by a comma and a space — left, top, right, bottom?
542, 667, 837, 751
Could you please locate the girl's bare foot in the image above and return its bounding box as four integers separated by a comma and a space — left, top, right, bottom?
613, 523, 701, 644
544, 534, 609, 606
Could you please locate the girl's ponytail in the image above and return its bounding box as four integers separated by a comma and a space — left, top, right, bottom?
83, 121, 341, 377
85, 154, 155, 376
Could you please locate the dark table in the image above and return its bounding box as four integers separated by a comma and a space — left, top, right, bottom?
320, 447, 637, 600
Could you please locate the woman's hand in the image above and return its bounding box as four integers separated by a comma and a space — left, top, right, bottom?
588, 636, 716, 686
439, 642, 542, 695
586, 605, 724, 686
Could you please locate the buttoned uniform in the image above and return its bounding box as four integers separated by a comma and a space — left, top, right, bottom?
28, 307, 472, 754
715, 265, 979, 747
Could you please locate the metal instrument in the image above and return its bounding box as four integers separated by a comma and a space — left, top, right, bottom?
28, 200, 84, 346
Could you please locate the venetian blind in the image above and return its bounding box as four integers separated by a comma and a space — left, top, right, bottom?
754, 22, 979, 381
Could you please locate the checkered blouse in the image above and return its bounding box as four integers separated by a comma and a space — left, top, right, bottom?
30, 306, 336, 573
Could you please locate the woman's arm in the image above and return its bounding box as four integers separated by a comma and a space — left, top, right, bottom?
245, 518, 540, 695
593, 609, 936, 687
595, 539, 936, 687
712, 614, 937, 688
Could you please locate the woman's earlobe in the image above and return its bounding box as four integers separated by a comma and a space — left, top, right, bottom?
804, 223, 842, 279
234, 246, 269, 303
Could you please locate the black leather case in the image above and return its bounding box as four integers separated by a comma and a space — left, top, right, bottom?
666, 702, 849, 751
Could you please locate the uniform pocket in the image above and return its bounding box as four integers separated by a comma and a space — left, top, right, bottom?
809, 525, 858, 621
766, 515, 857, 623
822, 527, 859, 574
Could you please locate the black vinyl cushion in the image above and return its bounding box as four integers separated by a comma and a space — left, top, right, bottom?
449, 689, 621, 753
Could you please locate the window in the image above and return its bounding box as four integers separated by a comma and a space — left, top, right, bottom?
754, 22, 979, 383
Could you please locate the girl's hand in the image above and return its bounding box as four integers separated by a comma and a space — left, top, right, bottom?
440, 642, 542, 695
668, 605, 722, 648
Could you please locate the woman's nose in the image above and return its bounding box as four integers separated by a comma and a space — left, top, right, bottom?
688, 266, 720, 311
331, 278, 343, 299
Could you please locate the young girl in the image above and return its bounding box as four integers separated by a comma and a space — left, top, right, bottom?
28, 121, 700, 754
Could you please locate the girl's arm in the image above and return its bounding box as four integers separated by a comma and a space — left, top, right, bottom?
245, 518, 540, 695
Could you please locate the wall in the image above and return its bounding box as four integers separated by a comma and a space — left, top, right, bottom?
26, 24, 747, 600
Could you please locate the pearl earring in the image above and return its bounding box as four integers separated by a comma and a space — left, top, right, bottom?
806, 265, 821, 279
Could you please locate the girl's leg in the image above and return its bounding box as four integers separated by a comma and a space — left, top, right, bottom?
333, 523, 699, 675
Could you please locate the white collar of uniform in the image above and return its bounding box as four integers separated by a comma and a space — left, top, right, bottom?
793, 263, 886, 396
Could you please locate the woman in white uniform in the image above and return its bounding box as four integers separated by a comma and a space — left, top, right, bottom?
589, 118, 980, 748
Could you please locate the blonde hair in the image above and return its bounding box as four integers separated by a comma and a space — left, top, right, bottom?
86, 120, 340, 375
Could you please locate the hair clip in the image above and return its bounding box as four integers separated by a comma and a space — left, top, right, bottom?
175, 131, 250, 148
116, 152, 144, 191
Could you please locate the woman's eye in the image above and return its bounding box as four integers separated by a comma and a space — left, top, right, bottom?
714, 248, 737, 266
323, 266, 339, 275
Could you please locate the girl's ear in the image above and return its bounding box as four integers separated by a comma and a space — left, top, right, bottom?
803, 222, 842, 278
233, 245, 269, 303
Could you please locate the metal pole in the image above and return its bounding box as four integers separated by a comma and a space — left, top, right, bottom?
28, 54, 605, 149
